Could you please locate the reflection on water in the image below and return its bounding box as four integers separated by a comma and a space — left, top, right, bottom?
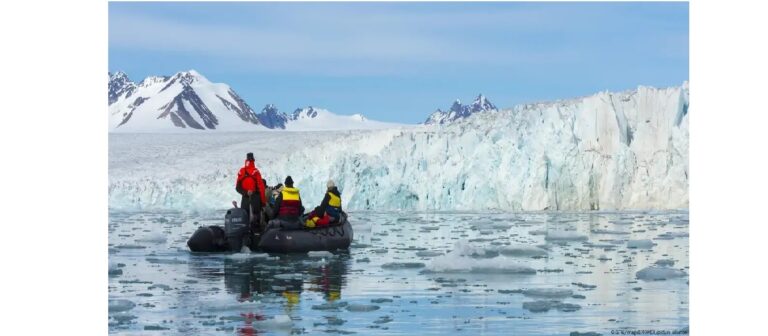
109, 210, 689, 335
221, 253, 348, 306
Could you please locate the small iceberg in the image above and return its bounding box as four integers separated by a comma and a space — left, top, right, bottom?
108, 299, 135, 313
522, 300, 581, 313
522, 288, 573, 299
627, 239, 655, 249
498, 244, 548, 257
346, 304, 380, 312
308, 251, 334, 258
636, 266, 687, 281
381, 262, 425, 269
545, 231, 588, 241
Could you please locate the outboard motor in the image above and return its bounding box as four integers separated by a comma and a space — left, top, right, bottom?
187, 226, 227, 252
225, 207, 250, 251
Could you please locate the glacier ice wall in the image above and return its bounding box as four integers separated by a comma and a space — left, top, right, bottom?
109, 83, 688, 211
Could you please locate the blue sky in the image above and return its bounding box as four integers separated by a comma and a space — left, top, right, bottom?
109, 2, 689, 124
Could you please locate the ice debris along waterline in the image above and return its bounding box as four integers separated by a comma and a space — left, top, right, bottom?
424, 242, 537, 274
110, 210, 689, 334
109, 83, 688, 211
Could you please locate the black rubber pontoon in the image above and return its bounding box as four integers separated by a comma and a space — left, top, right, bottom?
259, 214, 353, 253
187, 208, 353, 253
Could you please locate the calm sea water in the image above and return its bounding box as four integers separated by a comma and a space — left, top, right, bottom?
108, 210, 689, 335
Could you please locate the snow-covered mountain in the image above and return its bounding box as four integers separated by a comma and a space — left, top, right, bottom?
255, 104, 289, 129
250, 104, 399, 130
108, 70, 262, 132
108, 70, 400, 132
109, 82, 689, 212
284, 106, 397, 131
424, 94, 497, 125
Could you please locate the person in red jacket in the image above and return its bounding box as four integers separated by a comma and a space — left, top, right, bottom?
235, 153, 267, 229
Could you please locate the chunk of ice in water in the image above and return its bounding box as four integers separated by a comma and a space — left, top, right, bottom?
558, 303, 582, 312
226, 253, 274, 260
146, 257, 187, 265
498, 245, 548, 257
571, 282, 597, 289
381, 262, 425, 269
522, 300, 556, 313
657, 232, 689, 239
108, 261, 122, 276
136, 233, 167, 243
415, 251, 444, 257
371, 298, 393, 303
636, 266, 687, 280
108, 299, 135, 313
312, 301, 348, 311
545, 231, 588, 241
627, 239, 655, 249
591, 229, 630, 235
426, 255, 536, 274
346, 304, 380, 312
522, 300, 581, 313
522, 288, 574, 299
308, 251, 334, 258
149, 284, 172, 291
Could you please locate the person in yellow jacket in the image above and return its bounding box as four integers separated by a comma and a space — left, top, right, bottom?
306, 180, 343, 228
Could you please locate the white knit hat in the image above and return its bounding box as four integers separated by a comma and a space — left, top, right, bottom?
327, 179, 335, 188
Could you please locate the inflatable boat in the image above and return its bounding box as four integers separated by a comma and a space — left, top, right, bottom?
187, 207, 353, 253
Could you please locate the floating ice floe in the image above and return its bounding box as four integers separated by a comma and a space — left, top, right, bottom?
636, 266, 687, 280
312, 301, 348, 311
627, 239, 655, 249
655, 259, 675, 267
591, 229, 630, 235
570, 331, 602, 336
346, 304, 380, 312
108, 299, 136, 313
425, 255, 536, 274
522, 288, 574, 299
425, 242, 537, 274
108, 261, 123, 276
371, 298, 394, 303
498, 244, 548, 257
522, 300, 581, 313
656, 232, 689, 240
135, 233, 167, 243
149, 284, 172, 291
571, 282, 597, 289
415, 251, 444, 257
308, 251, 334, 258
381, 262, 426, 269
545, 231, 588, 241
114, 244, 146, 249
109, 313, 137, 324
146, 257, 187, 265
225, 253, 275, 260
